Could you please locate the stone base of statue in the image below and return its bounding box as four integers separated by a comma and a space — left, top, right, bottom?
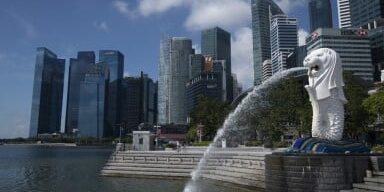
265, 153, 370, 192
287, 137, 370, 154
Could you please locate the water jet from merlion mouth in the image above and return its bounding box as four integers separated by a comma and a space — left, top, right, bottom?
183, 67, 308, 192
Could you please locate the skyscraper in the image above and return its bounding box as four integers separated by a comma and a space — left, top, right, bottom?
262, 59, 272, 82
189, 54, 204, 79
158, 37, 193, 124
65, 51, 95, 134
337, 0, 352, 28
349, 0, 384, 28
121, 72, 157, 132
306, 28, 373, 81
251, 0, 284, 85
29, 47, 65, 137
201, 27, 233, 101
78, 62, 109, 138
308, 0, 333, 32
270, 14, 298, 74
99, 50, 124, 136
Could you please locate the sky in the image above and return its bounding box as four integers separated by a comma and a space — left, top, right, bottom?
0, 0, 339, 138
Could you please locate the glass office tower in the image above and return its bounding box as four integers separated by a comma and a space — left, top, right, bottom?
270, 14, 298, 74
78, 63, 109, 138
251, 0, 284, 85
308, 0, 333, 32
121, 72, 157, 133
201, 27, 233, 101
349, 0, 384, 28
99, 50, 124, 137
65, 51, 95, 134
29, 47, 65, 137
158, 37, 193, 124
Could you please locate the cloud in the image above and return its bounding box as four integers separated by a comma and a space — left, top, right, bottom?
93, 21, 109, 32
185, 0, 251, 31
231, 27, 254, 89
112, 0, 135, 17
124, 71, 130, 77
138, 0, 184, 16
298, 28, 309, 46
273, 0, 307, 14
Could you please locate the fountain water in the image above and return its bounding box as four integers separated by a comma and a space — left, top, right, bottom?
183, 67, 307, 192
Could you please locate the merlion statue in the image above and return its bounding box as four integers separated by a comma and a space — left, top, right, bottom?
303, 48, 347, 141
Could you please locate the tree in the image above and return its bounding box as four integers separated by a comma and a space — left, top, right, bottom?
188, 96, 230, 141
343, 73, 370, 138
248, 76, 312, 143
363, 84, 384, 123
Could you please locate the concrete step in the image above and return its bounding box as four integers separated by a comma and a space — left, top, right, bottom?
353, 188, 379, 192
365, 177, 384, 185
103, 165, 193, 173
101, 169, 190, 178
374, 172, 384, 177
105, 162, 197, 169
201, 173, 265, 188
202, 169, 264, 181
353, 183, 384, 191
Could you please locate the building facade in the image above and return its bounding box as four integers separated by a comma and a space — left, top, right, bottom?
99, 50, 124, 136
78, 63, 109, 138
262, 59, 272, 82
337, 0, 352, 28
286, 45, 308, 69
369, 21, 384, 81
251, 0, 284, 85
350, 0, 384, 28
270, 14, 298, 74
121, 72, 157, 133
308, 0, 333, 32
306, 28, 373, 81
29, 47, 65, 137
189, 54, 204, 79
158, 37, 193, 125
185, 60, 226, 115
65, 51, 95, 134
201, 27, 233, 101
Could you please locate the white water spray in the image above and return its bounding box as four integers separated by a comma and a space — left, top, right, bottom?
183, 67, 307, 192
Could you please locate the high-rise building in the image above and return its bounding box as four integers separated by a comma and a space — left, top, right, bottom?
201, 27, 233, 101
350, 0, 384, 28
368, 20, 384, 81
287, 45, 307, 68
29, 47, 65, 137
78, 63, 109, 138
251, 0, 284, 85
189, 54, 204, 79
309, 0, 333, 32
270, 14, 298, 74
65, 51, 95, 134
185, 60, 226, 115
306, 28, 373, 81
337, 0, 352, 28
99, 50, 124, 136
262, 59, 272, 82
158, 37, 193, 125
121, 72, 157, 133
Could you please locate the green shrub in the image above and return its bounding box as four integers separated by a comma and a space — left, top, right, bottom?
191, 141, 211, 146
245, 140, 263, 146
371, 145, 384, 154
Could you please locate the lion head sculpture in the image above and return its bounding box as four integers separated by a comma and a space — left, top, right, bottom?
303, 48, 347, 103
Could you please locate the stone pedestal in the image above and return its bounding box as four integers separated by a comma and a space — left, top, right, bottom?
265, 153, 370, 192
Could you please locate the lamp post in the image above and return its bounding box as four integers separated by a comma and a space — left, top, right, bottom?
154, 124, 161, 149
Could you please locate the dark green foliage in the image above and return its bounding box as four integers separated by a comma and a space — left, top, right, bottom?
343, 73, 370, 138
188, 96, 230, 141
253, 77, 311, 143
